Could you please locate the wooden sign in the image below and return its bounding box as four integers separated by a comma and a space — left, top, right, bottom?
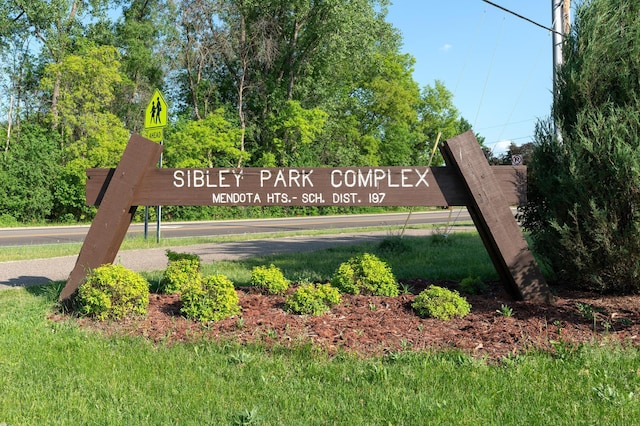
60, 131, 550, 303
86, 166, 527, 208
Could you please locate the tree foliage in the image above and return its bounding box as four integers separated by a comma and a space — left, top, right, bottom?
165, 108, 246, 168
522, 0, 640, 294
0, 123, 62, 221
0, 0, 478, 223
40, 44, 126, 148
266, 100, 328, 166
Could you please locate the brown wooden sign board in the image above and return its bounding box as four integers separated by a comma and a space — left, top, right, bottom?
86, 165, 526, 208
60, 131, 550, 303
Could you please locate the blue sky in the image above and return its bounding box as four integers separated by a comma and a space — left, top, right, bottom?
386, 1, 560, 154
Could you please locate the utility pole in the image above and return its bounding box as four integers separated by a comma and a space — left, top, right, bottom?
481, 1, 571, 138
552, 0, 564, 98
552, 0, 570, 138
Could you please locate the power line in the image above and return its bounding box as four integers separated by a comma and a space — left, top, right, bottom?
477, 118, 537, 132
498, 39, 546, 141
481, 0, 564, 36
473, 16, 505, 129
454, 9, 486, 95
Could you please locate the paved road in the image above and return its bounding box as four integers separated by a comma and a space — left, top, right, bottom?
0, 227, 476, 290
0, 210, 471, 246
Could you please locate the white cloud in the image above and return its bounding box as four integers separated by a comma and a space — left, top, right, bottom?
440, 43, 452, 52
490, 140, 512, 155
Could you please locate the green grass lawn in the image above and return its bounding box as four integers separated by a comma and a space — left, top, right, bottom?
1, 233, 639, 424
140, 232, 499, 290
2, 287, 640, 425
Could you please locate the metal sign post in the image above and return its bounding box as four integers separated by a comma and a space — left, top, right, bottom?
142, 89, 168, 242
156, 142, 163, 243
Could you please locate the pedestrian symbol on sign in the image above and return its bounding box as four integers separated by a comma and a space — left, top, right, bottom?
144, 89, 168, 129
150, 96, 162, 124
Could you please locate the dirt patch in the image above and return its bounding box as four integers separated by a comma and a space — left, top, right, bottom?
59, 279, 640, 360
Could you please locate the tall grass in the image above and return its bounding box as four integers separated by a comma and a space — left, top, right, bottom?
1, 286, 640, 425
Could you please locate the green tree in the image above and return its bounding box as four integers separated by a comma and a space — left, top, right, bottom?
495, 141, 534, 165
0, 0, 473, 223
40, 43, 129, 220
40, 44, 127, 150
0, 123, 62, 222
267, 100, 328, 166
0, 1, 35, 138
6, 0, 110, 126
164, 108, 247, 168
307, 50, 422, 168
175, 0, 404, 167
113, 0, 174, 132
523, 0, 640, 293
362, 52, 421, 166
416, 80, 464, 166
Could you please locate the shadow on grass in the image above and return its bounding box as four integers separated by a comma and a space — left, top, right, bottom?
24, 280, 65, 302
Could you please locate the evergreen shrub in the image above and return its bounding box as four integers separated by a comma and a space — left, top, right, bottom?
285, 283, 342, 316
160, 258, 201, 294
250, 264, 289, 294
181, 274, 240, 322
76, 264, 149, 320
330, 253, 398, 296
522, 0, 640, 293
412, 285, 471, 321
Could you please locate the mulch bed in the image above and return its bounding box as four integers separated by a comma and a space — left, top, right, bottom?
55, 279, 640, 361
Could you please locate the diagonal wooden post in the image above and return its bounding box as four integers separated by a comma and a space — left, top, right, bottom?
59, 134, 163, 302
440, 131, 551, 302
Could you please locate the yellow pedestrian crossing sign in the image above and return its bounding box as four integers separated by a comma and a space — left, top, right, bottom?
144, 89, 168, 129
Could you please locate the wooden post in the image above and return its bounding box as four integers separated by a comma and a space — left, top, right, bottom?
440, 131, 551, 302
563, 0, 571, 35
59, 135, 162, 302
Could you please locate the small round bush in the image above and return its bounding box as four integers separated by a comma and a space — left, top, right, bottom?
459, 276, 489, 295
412, 285, 471, 321
285, 283, 342, 316
330, 262, 360, 294
330, 253, 398, 296
181, 274, 240, 322
160, 258, 201, 294
76, 264, 149, 321
250, 264, 289, 294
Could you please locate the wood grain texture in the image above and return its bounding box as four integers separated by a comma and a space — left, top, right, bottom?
60, 135, 163, 302
86, 166, 526, 207
441, 131, 550, 302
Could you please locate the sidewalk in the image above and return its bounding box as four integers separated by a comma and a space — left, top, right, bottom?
1, 228, 463, 290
